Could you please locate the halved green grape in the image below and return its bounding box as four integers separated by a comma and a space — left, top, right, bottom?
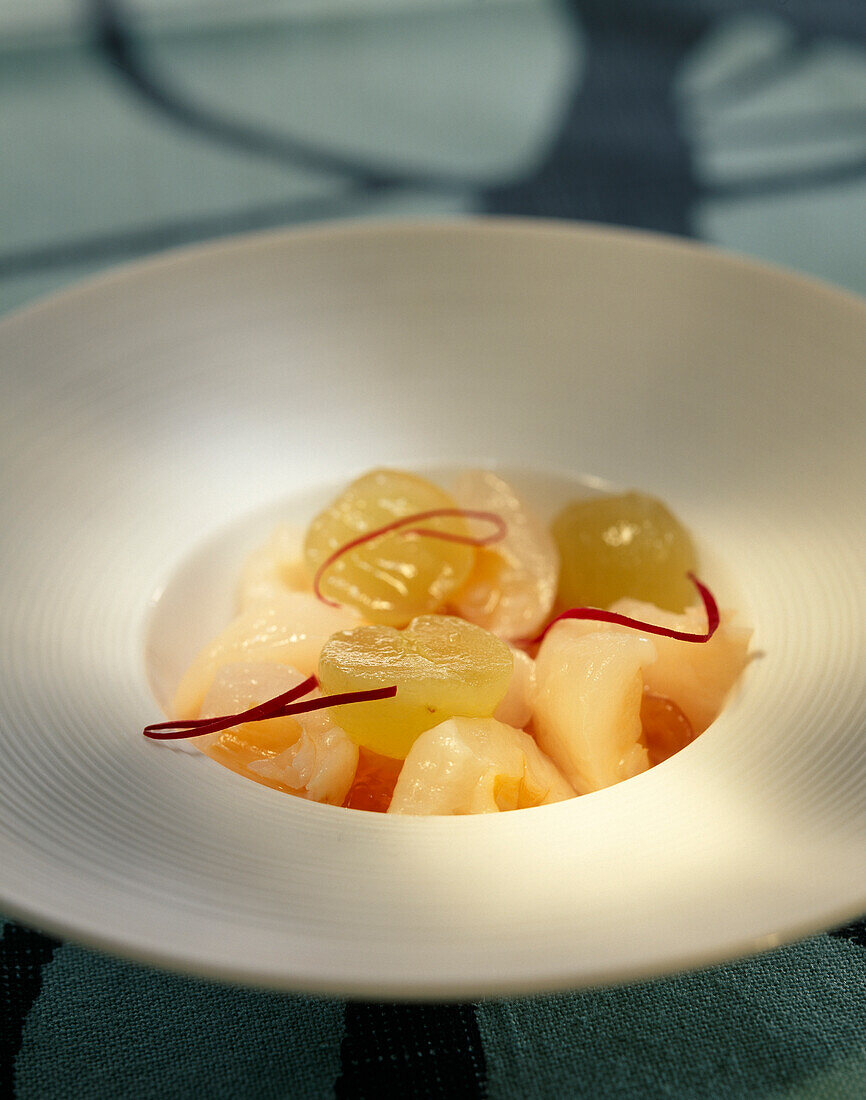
303, 468, 476, 627
318, 614, 513, 759
551, 491, 697, 612
450, 469, 559, 638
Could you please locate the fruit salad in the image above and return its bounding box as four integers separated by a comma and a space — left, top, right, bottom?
145, 469, 752, 814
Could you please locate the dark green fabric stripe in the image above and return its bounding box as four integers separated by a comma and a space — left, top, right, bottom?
14, 943, 345, 1099
829, 919, 866, 950
476, 936, 866, 1099
484, 0, 710, 236
335, 1003, 487, 1099
0, 924, 60, 1097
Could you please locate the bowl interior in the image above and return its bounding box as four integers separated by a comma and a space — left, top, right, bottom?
0, 220, 863, 997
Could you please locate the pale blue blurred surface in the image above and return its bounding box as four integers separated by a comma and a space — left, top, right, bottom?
1, 2, 865, 1097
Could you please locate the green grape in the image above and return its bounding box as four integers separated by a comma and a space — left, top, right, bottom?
318, 615, 512, 759
551, 492, 697, 612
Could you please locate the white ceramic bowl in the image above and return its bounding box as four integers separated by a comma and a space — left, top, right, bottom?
0, 219, 863, 998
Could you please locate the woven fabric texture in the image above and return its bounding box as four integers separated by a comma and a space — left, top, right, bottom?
1, 1, 865, 1096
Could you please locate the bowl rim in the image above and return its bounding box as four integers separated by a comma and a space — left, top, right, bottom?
1, 215, 864, 997
4, 215, 866, 336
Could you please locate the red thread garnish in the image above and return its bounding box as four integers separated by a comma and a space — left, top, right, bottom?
312, 507, 507, 607
523, 572, 720, 647
143, 675, 398, 741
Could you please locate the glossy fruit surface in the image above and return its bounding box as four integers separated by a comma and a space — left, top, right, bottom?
450, 469, 558, 637
196, 663, 358, 804
303, 468, 475, 626
533, 625, 655, 793
388, 716, 574, 815
607, 598, 752, 733
170, 591, 361, 720
343, 748, 404, 813
552, 491, 697, 612
640, 691, 695, 766
318, 614, 513, 758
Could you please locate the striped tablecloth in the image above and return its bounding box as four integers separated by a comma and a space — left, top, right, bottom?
1, 1, 865, 1096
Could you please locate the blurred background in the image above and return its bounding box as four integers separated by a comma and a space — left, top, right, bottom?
2, 0, 866, 317
2, 4, 866, 1097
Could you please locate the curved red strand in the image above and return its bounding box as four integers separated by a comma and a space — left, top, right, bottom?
523, 573, 720, 647
312, 507, 507, 606
144, 678, 397, 741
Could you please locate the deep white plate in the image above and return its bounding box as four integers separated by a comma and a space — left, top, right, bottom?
0, 220, 863, 999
